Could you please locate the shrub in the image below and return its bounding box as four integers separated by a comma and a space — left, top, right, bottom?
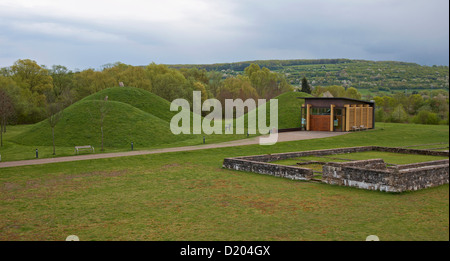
412, 110, 440, 125
375, 108, 386, 122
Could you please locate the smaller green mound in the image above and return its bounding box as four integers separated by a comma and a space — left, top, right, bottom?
239, 91, 311, 130
82, 86, 177, 122
15, 100, 191, 148
274, 91, 311, 129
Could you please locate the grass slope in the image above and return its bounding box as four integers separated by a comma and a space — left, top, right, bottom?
82, 86, 177, 122
9, 86, 269, 153
13, 89, 310, 149
14, 99, 191, 148
275, 91, 311, 129
14, 87, 206, 148
239, 91, 311, 130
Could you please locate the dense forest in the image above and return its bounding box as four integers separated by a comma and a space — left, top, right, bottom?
0, 59, 448, 128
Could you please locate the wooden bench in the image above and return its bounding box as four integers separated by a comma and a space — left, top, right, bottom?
351, 125, 367, 131
75, 145, 95, 154
351, 126, 360, 131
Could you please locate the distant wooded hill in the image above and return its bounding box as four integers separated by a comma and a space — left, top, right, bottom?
169, 59, 449, 92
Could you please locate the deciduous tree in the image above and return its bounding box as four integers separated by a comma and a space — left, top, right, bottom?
0, 89, 14, 147
9, 59, 54, 122
99, 96, 110, 152
345, 87, 362, 100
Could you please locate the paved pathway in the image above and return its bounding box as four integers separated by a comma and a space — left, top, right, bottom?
0, 131, 347, 168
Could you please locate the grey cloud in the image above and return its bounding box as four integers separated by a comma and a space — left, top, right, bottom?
0, 0, 448, 69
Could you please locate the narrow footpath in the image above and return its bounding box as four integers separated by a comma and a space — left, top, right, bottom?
0, 131, 347, 168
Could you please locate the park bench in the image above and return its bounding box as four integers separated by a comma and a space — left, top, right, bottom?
75, 145, 95, 154
351, 125, 367, 131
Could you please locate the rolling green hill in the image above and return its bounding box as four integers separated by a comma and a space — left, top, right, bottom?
81, 86, 178, 122
12, 88, 311, 150
14, 88, 194, 148
169, 59, 449, 94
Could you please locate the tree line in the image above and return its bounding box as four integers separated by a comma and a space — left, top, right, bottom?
1, 59, 448, 132
0, 59, 293, 126
372, 90, 449, 125
169, 58, 351, 72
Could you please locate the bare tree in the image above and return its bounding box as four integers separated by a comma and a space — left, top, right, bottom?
0, 89, 14, 147
47, 102, 64, 155
99, 96, 109, 151
86, 95, 110, 152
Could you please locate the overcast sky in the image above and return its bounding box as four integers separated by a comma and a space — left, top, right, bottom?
0, 0, 448, 70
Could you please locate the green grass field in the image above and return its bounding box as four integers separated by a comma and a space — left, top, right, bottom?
0, 122, 448, 241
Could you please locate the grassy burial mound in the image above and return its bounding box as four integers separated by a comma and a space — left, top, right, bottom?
13, 87, 312, 151
82, 87, 177, 122
236, 91, 312, 131
275, 91, 312, 129
14, 87, 193, 148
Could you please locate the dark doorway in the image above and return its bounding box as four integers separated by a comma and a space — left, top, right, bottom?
333, 108, 344, 132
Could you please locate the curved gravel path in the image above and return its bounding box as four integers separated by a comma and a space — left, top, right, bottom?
0, 131, 347, 168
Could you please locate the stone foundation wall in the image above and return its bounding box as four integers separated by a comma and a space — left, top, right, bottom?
372, 146, 449, 157
389, 159, 449, 170
322, 158, 449, 192
223, 158, 313, 180
394, 160, 449, 191
322, 159, 396, 191
222, 146, 449, 193
323, 166, 396, 192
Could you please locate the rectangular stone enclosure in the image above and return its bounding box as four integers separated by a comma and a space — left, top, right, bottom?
222, 146, 449, 193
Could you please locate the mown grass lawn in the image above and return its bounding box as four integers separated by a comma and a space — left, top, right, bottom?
0, 122, 448, 241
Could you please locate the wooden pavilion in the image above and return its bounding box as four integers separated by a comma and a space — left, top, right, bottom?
298, 97, 375, 132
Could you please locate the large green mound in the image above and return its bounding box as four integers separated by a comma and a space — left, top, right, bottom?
82, 86, 177, 122
14, 88, 310, 148
15, 90, 193, 148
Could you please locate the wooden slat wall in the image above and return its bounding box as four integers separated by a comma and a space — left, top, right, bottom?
346, 105, 373, 130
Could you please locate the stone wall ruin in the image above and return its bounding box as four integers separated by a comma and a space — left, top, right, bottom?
222, 146, 449, 193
